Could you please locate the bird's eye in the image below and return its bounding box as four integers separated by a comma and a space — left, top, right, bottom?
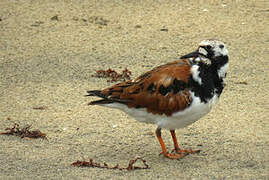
219, 44, 224, 49
205, 45, 212, 50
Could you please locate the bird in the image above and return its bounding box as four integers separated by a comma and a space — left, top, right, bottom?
86, 39, 229, 159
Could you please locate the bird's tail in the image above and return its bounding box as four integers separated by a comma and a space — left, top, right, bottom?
86, 90, 105, 98
86, 90, 129, 105
86, 90, 113, 105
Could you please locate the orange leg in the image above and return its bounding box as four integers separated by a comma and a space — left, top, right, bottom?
155, 128, 185, 159
170, 130, 200, 154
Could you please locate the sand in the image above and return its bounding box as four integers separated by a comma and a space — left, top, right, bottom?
0, 0, 268, 179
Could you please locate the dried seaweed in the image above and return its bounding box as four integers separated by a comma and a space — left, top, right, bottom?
72, 157, 150, 171
1, 123, 47, 139
92, 68, 131, 82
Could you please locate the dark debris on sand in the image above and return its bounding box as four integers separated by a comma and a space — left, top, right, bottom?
72, 157, 150, 171
1, 123, 47, 139
92, 68, 132, 82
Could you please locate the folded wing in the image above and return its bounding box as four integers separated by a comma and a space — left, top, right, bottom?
87, 59, 193, 116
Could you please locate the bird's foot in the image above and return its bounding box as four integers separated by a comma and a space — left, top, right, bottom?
159, 151, 187, 159
172, 148, 201, 154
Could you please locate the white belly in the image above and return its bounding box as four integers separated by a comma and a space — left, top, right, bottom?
103, 92, 219, 130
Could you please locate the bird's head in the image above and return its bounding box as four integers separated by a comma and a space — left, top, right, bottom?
180, 39, 229, 63
198, 39, 228, 60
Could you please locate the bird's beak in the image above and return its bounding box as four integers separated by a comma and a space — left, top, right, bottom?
180, 49, 200, 59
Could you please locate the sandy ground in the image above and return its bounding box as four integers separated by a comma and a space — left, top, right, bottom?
0, 0, 268, 179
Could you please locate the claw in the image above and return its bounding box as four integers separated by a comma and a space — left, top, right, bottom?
172, 148, 201, 154
159, 151, 187, 159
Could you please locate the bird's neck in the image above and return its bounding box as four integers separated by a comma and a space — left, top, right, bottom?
209, 55, 229, 96
210, 55, 229, 79
189, 55, 229, 103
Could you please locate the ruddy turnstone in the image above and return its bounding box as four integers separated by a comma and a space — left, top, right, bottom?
86, 39, 229, 159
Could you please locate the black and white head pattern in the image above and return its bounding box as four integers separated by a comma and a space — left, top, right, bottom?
198, 39, 228, 60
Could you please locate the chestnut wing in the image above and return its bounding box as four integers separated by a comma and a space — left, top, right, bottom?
91, 59, 193, 116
